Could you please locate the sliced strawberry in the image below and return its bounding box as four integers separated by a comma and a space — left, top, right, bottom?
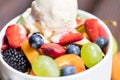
1, 44, 9, 50
5, 24, 27, 48
58, 32, 83, 45
85, 19, 100, 42
98, 24, 108, 39
76, 19, 83, 27
40, 43, 65, 59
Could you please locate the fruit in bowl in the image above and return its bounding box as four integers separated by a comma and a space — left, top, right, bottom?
0, 0, 113, 80
0, 12, 109, 77
0, 10, 113, 80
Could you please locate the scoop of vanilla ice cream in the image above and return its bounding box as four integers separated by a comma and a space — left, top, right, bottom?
31, 0, 78, 34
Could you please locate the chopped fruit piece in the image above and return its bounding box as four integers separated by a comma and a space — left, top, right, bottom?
2, 48, 31, 72
76, 19, 83, 27
76, 24, 85, 33
75, 37, 90, 46
5, 24, 27, 48
40, 43, 65, 59
59, 32, 83, 45
55, 54, 85, 73
29, 33, 44, 48
1, 44, 9, 50
29, 70, 35, 76
32, 55, 60, 77
82, 31, 89, 39
98, 23, 108, 39
85, 19, 100, 42
61, 65, 76, 76
21, 40, 40, 64
66, 44, 80, 56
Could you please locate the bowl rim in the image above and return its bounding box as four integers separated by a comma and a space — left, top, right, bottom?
0, 9, 113, 80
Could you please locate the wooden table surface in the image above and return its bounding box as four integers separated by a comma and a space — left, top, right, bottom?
0, 0, 120, 48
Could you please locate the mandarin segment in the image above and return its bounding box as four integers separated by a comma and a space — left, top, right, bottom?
29, 70, 35, 76
55, 54, 85, 73
21, 40, 40, 64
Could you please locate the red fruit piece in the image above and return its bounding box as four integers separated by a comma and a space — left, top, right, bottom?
1, 36, 9, 50
85, 19, 100, 42
40, 43, 65, 59
98, 24, 108, 39
76, 19, 83, 27
1, 44, 9, 50
5, 24, 27, 48
59, 32, 83, 45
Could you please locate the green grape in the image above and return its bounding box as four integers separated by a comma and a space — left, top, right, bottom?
32, 55, 60, 77
81, 43, 103, 68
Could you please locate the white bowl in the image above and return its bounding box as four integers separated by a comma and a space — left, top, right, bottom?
0, 10, 113, 80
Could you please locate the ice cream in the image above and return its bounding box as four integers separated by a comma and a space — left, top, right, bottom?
31, 0, 78, 34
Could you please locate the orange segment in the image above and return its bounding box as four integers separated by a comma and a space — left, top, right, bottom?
55, 54, 85, 73
82, 31, 89, 39
21, 40, 40, 64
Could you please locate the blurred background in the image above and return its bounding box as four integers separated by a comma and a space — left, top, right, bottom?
0, 0, 120, 51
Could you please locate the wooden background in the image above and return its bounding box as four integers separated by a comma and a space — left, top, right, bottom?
0, 0, 120, 51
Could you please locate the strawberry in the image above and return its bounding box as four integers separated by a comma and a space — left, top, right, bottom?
85, 19, 100, 42
58, 32, 83, 45
76, 19, 83, 27
98, 24, 108, 39
40, 43, 65, 59
1, 36, 9, 50
1, 44, 9, 50
5, 24, 27, 48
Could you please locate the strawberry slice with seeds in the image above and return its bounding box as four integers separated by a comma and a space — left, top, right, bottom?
85, 19, 100, 42
40, 43, 65, 59
5, 24, 27, 48
58, 32, 83, 45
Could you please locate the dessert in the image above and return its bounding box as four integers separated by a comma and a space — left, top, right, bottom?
1, 0, 109, 78
31, 0, 78, 34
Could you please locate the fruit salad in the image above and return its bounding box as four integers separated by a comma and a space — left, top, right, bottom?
1, 0, 109, 78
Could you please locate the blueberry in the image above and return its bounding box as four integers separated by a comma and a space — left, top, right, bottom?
61, 65, 76, 76
66, 44, 80, 55
29, 33, 44, 48
95, 37, 108, 49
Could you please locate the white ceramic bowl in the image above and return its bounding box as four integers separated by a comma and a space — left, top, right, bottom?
0, 10, 113, 80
